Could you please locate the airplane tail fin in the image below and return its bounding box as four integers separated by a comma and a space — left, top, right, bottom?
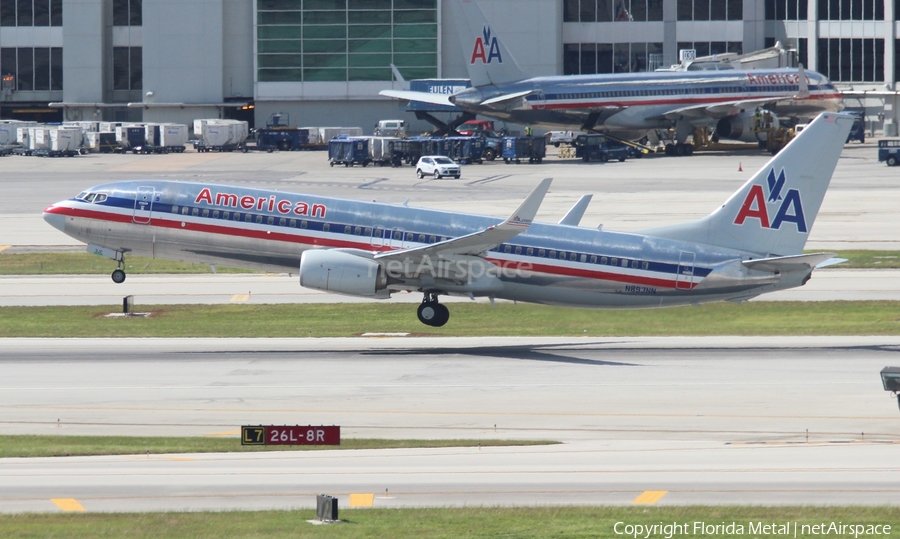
640, 112, 853, 256
449, 0, 528, 87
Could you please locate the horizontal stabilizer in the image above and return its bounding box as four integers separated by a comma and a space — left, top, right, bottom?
558, 195, 592, 226
379, 90, 455, 107
742, 252, 837, 273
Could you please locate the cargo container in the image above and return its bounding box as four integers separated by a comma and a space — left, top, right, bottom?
99, 122, 122, 133
328, 137, 369, 167
366, 136, 401, 166
192, 119, 249, 151
50, 129, 80, 153
116, 125, 146, 150
158, 124, 188, 151
31, 128, 52, 150
501, 136, 546, 164
320, 127, 363, 141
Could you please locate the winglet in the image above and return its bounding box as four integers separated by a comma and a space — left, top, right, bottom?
502, 178, 552, 228
795, 64, 810, 99
559, 194, 592, 226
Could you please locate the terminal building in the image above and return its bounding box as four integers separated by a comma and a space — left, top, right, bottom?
1, 0, 898, 134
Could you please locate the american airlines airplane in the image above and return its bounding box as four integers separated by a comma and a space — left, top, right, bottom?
44, 113, 851, 327
380, 0, 843, 155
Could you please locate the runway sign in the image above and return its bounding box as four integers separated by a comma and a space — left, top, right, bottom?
241, 425, 340, 446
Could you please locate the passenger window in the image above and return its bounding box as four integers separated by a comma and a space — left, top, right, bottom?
192, 208, 199, 216
267, 216, 274, 225
610, 257, 617, 265
418, 234, 425, 242
182, 207, 189, 215
538, 249, 545, 257
632, 260, 639, 268
642, 261, 649, 270
212, 210, 219, 218
570, 252, 577, 261
257, 215, 264, 224
344, 226, 351, 234
621, 258, 628, 267
590, 256, 597, 264
365, 228, 372, 235
301, 221, 308, 229
245, 214, 252, 222
233, 212, 241, 220
172, 205, 179, 213
202, 209, 209, 217
580, 254, 587, 263
279, 218, 286, 226
526, 247, 533, 256
504, 245, 511, 253
515, 246, 522, 255
429, 235, 436, 243
405, 232, 414, 241
323, 223, 330, 231
355, 227, 362, 235
549, 251, 557, 259
601, 256, 607, 264
290, 219, 296, 227
223, 211, 230, 219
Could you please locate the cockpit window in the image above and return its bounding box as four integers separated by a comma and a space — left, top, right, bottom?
83, 193, 96, 202
93, 194, 108, 203
76, 192, 88, 200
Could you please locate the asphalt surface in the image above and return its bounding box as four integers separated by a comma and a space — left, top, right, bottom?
1, 336, 899, 511
2, 143, 899, 514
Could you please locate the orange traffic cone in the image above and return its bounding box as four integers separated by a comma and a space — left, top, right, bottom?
738, 162, 743, 172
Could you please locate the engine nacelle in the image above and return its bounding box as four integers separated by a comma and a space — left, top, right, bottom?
716, 109, 780, 143
299, 249, 386, 297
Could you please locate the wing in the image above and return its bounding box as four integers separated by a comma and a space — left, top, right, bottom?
480, 90, 535, 107
379, 89, 454, 108
373, 179, 552, 293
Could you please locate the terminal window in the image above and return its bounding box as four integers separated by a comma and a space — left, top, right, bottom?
817, 38, 884, 82
257, 0, 437, 82
0, 46, 62, 91
0, 0, 62, 26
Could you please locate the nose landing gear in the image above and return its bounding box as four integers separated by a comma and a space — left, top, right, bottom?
111, 268, 126, 284
417, 293, 449, 327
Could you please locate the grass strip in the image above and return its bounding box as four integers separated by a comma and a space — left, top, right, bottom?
2, 506, 899, 539
0, 301, 898, 337
1, 250, 899, 274
0, 436, 554, 459
0, 252, 251, 275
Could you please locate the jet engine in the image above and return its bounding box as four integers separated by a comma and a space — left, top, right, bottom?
715, 109, 780, 143
299, 249, 387, 297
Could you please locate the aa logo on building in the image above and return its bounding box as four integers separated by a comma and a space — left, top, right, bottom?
471, 25, 502, 64
733, 168, 807, 232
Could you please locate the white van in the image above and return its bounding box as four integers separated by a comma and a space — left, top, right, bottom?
374, 119, 407, 137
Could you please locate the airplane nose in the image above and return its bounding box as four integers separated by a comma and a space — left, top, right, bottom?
43, 206, 66, 232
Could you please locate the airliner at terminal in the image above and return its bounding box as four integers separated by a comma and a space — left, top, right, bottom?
380, 0, 843, 154
43, 112, 852, 326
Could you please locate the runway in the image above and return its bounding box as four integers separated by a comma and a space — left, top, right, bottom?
2, 336, 899, 511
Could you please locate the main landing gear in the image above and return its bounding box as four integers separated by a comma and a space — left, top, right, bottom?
664, 142, 694, 156
417, 293, 449, 327
111, 258, 126, 284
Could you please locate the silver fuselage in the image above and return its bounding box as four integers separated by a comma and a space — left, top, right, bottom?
44, 180, 809, 308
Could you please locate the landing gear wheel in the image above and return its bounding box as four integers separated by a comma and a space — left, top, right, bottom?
417, 295, 449, 327
683, 144, 694, 156
111, 268, 126, 284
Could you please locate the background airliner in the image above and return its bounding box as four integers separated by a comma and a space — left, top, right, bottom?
380, 0, 843, 154
44, 113, 852, 327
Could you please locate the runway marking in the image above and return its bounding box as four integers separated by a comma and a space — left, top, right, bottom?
230, 294, 250, 302
51, 498, 86, 512
632, 490, 667, 504
349, 493, 375, 507
205, 429, 240, 437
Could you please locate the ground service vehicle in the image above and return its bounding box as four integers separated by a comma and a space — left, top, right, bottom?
878, 139, 900, 166
416, 155, 461, 179
574, 134, 629, 162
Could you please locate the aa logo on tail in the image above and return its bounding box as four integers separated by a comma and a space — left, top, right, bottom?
733, 168, 807, 232
471, 25, 502, 64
